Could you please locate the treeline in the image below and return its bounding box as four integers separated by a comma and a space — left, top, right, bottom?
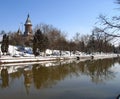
0, 23, 118, 55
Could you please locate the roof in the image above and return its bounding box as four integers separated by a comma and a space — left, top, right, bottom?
25, 14, 32, 25
17, 28, 22, 34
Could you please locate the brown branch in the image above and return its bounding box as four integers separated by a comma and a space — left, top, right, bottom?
104, 32, 120, 37
99, 15, 120, 29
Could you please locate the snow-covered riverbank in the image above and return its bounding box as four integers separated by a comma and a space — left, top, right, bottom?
0, 53, 119, 65
0, 44, 119, 65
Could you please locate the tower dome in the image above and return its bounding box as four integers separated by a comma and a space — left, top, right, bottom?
25, 14, 32, 25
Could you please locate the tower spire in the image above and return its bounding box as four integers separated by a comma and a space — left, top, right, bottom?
24, 14, 32, 36
28, 14, 29, 18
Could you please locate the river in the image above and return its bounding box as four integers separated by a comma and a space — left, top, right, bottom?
0, 58, 120, 99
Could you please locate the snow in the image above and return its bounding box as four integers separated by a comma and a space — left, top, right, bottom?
0, 44, 119, 75
0, 44, 119, 65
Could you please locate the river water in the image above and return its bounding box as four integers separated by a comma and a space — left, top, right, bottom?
0, 58, 120, 99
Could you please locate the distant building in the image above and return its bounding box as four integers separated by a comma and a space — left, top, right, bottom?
17, 28, 22, 35
24, 14, 33, 37
15, 14, 33, 46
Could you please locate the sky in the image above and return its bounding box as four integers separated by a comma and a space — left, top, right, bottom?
0, 0, 119, 39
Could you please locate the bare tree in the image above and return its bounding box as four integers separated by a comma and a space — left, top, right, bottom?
95, 0, 120, 47
34, 23, 67, 52
116, 0, 120, 4
89, 27, 114, 53
94, 0, 120, 37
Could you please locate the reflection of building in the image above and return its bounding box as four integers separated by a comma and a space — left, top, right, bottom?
0, 65, 33, 92
24, 69, 33, 94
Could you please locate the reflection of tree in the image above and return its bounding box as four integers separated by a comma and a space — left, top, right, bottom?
0, 58, 118, 90
32, 58, 118, 88
1, 68, 9, 88
9, 66, 24, 79
10, 71, 22, 79
32, 64, 57, 89
82, 59, 116, 84
117, 58, 120, 65
32, 62, 79, 89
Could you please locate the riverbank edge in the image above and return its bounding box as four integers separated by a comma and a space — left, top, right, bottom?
0, 54, 119, 65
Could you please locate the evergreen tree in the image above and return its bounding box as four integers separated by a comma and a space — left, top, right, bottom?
32, 29, 49, 56
33, 35, 38, 56
1, 34, 9, 55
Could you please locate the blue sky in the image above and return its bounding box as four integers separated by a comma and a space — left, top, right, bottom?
0, 0, 118, 39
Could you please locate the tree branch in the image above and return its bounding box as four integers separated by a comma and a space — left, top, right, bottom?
99, 15, 120, 29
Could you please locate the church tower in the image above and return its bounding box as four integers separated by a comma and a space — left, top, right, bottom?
24, 14, 32, 36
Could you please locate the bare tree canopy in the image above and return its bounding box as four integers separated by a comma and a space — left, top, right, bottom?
94, 0, 120, 46
115, 0, 120, 4
97, 15, 120, 37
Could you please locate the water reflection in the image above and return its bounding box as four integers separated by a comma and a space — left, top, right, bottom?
116, 94, 120, 99
24, 68, 33, 94
83, 59, 116, 83
0, 58, 119, 92
0, 67, 9, 88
